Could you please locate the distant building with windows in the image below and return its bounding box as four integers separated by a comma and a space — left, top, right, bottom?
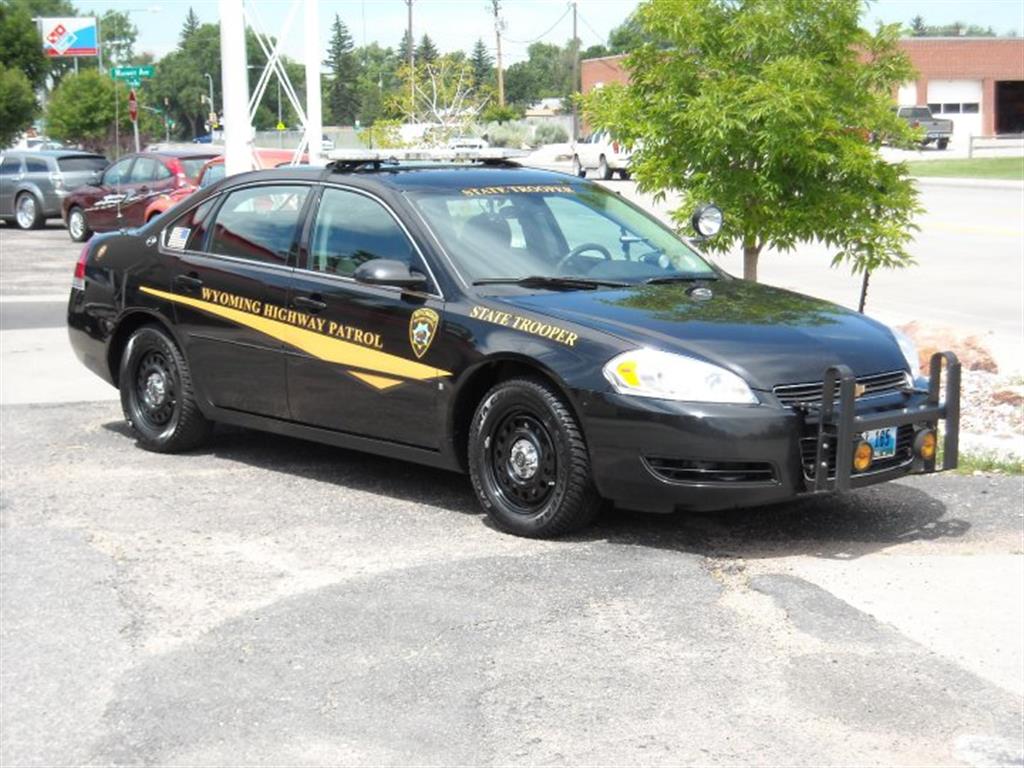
581, 38, 1024, 140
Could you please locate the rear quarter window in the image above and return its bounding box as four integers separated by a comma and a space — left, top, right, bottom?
24, 157, 49, 173
57, 157, 107, 173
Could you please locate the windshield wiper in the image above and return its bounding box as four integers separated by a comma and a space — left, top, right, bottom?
473, 275, 631, 290
643, 273, 719, 285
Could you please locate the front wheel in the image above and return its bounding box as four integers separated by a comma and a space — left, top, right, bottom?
67, 206, 91, 242
571, 155, 586, 178
119, 325, 211, 453
468, 378, 601, 538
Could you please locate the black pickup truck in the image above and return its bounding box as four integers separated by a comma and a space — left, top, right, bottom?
896, 106, 954, 150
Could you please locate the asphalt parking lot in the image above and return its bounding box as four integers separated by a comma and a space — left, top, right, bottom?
1, 214, 1023, 766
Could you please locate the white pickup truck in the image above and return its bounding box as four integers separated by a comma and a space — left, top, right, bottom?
571, 130, 633, 180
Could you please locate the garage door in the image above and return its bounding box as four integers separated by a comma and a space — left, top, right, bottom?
927, 79, 984, 142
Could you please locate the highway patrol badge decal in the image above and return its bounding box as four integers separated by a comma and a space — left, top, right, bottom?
409, 308, 439, 359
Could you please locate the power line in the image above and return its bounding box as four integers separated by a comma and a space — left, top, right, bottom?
502, 5, 572, 44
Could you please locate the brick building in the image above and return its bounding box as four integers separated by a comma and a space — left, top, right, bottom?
581, 38, 1024, 140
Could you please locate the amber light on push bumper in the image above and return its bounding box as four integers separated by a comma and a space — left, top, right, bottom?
914, 429, 937, 461
853, 441, 873, 472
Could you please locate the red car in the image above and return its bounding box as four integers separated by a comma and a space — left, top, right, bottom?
141, 149, 304, 224
62, 148, 218, 241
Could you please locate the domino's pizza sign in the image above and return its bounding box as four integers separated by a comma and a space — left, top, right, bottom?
41, 17, 99, 57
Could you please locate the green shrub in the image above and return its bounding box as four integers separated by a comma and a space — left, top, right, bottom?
533, 122, 568, 145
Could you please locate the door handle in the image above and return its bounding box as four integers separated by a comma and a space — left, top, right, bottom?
173, 273, 203, 291
293, 295, 327, 313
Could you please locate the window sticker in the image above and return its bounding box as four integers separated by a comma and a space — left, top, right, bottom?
166, 226, 190, 250
460, 184, 574, 197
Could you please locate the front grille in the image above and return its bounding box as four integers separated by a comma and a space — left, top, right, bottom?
643, 457, 777, 485
773, 370, 910, 408
799, 424, 915, 481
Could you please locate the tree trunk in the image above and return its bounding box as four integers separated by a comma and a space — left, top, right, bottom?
743, 241, 761, 282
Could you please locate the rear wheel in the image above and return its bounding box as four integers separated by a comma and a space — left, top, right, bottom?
571, 155, 586, 178
598, 155, 612, 180
119, 325, 211, 453
15, 193, 43, 230
468, 378, 601, 538
67, 206, 91, 242
937, 138, 949, 150
619, 168, 631, 181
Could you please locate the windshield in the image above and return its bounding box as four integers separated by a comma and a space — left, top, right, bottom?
407, 182, 717, 286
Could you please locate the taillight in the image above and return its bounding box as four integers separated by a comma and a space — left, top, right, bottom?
167, 158, 187, 182
49, 171, 64, 191
612, 141, 620, 153
911, 120, 920, 129
72, 245, 88, 290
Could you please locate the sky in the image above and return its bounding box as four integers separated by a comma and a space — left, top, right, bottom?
69, 0, 1024, 66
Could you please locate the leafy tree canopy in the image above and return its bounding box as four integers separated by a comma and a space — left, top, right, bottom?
100, 10, 138, 66
0, 4, 49, 89
45, 70, 134, 150
585, 0, 922, 282
0, 64, 37, 146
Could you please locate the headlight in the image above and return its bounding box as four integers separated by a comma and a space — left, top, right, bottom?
603, 348, 757, 404
891, 328, 921, 375
691, 204, 723, 238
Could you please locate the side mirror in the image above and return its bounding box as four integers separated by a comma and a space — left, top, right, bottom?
353, 258, 427, 290
691, 204, 723, 239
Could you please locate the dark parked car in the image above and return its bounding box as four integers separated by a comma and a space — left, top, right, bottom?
0, 150, 107, 230
61, 148, 218, 242
67, 151, 960, 539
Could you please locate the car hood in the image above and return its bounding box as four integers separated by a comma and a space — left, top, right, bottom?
490, 279, 908, 391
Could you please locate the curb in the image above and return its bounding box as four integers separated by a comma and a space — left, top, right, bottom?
912, 176, 1024, 191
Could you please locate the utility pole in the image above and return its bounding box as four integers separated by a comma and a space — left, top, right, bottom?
406, 0, 415, 121
571, 0, 579, 140
492, 0, 504, 107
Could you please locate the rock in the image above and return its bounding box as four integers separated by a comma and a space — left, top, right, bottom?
897, 321, 999, 374
991, 386, 1024, 407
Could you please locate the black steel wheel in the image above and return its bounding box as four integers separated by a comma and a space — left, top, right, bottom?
468, 377, 601, 538
119, 325, 211, 452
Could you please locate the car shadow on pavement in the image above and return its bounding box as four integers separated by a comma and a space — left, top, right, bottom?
103, 419, 971, 560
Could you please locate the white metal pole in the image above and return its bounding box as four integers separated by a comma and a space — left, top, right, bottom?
220, 0, 250, 176
304, 0, 323, 165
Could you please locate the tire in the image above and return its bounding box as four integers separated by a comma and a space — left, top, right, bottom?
571, 155, 586, 178
598, 155, 612, 180
15, 192, 43, 230
619, 168, 631, 181
468, 377, 601, 538
119, 324, 211, 453
67, 206, 91, 242
937, 138, 949, 150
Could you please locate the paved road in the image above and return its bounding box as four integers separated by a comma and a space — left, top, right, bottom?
1, 201, 1023, 765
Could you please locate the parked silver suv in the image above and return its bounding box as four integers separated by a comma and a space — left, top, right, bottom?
0, 150, 108, 230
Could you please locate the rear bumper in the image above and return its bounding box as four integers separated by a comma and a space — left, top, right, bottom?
579, 352, 960, 514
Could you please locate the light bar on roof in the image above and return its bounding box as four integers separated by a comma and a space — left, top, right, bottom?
325, 147, 527, 163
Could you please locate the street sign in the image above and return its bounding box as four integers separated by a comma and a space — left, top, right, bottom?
111, 65, 155, 80
276, 121, 286, 131
128, 89, 138, 123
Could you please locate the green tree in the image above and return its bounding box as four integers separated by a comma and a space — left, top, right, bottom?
505, 42, 573, 105
0, 4, 49, 89
100, 9, 138, 66
470, 38, 493, 87
324, 15, 360, 125
45, 70, 134, 151
397, 30, 413, 65
354, 43, 399, 125
908, 15, 927, 36
416, 34, 439, 64
0, 65, 37, 146
585, 0, 922, 283
180, 7, 201, 45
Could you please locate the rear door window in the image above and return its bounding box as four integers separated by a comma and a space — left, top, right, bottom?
24, 157, 49, 174
208, 185, 310, 265
129, 157, 160, 183
102, 158, 133, 186
164, 196, 218, 252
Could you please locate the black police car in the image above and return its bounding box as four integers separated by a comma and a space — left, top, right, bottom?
67, 150, 961, 538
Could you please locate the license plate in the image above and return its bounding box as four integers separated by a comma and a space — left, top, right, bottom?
863, 427, 897, 459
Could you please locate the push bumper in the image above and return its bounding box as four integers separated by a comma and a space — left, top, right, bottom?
580, 352, 961, 514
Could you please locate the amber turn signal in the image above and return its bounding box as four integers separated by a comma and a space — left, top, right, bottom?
914, 429, 937, 461
853, 440, 873, 472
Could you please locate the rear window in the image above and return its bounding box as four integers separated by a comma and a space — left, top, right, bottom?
58, 156, 107, 173
902, 107, 932, 119
181, 157, 215, 180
